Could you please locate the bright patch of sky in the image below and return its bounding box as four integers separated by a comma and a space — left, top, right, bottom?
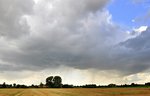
107, 0, 150, 28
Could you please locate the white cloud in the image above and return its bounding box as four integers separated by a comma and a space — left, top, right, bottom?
134, 26, 148, 33
128, 26, 148, 38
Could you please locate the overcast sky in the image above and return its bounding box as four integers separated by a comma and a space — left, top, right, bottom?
0, 0, 150, 85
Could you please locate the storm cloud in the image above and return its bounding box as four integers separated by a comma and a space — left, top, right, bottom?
0, 0, 34, 39
0, 0, 150, 84
118, 27, 150, 74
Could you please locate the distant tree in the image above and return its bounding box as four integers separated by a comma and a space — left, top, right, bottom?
62, 84, 74, 88
53, 76, 62, 88
46, 76, 54, 88
31, 84, 35, 88
82, 84, 97, 88
108, 84, 116, 87
39, 82, 44, 88
13, 83, 16, 88
16, 84, 21, 88
122, 84, 128, 87
16, 84, 28, 88
8, 84, 12, 88
46, 76, 62, 88
131, 83, 135, 86
145, 82, 150, 86
2, 82, 6, 88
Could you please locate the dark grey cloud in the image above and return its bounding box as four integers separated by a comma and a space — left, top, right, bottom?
117, 27, 150, 74
0, 0, 150, 78
120, 27, 150, 50
0, 0, 34, 39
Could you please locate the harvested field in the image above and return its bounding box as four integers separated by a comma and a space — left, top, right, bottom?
0, 88, 149, 96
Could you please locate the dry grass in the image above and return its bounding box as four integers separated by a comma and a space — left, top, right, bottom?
0, 88, 149, 96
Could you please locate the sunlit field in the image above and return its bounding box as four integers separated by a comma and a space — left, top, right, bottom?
0, 88, 150, 96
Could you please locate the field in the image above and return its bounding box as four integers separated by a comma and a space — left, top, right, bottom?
0, 88, 150, 96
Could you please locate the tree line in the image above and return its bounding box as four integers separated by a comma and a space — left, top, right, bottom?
0, 76, 150, 88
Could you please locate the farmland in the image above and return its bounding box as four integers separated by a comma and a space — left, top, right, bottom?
0, 88, 150, 96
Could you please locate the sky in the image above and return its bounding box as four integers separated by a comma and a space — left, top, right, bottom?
0, 0, 150, 85
108, 0, 150, 28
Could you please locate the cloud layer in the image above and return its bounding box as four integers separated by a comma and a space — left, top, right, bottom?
0, 0, 150, 84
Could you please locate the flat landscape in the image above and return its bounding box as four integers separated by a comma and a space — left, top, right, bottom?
0, 88, 150, 96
